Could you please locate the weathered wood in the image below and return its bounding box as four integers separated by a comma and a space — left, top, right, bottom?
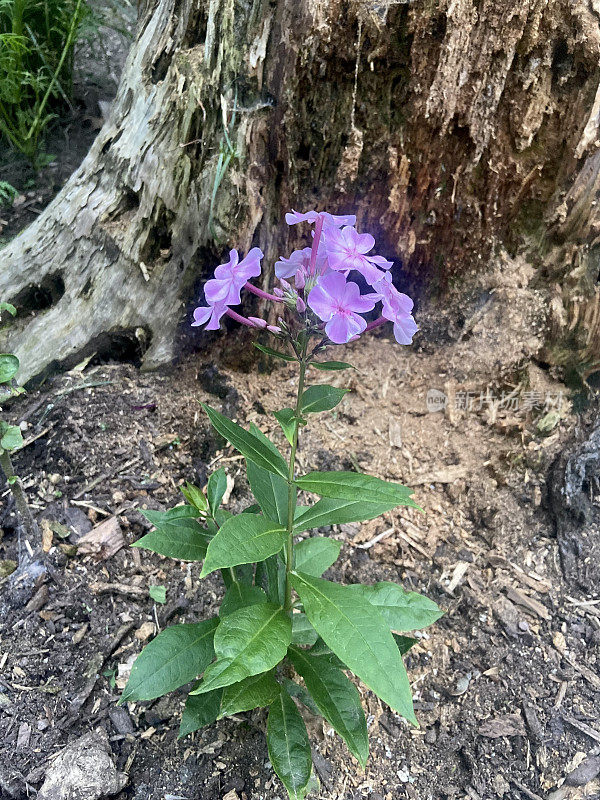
1, 0, 600, 382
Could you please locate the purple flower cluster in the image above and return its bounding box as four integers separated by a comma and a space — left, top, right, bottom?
192, 210, 418, 347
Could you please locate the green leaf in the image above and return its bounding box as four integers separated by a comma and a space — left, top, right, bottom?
180, 483, 209, 513
202, 404, 288, 478
308, 639, 345, 668
300, 385, 348, 414
348, 582, 443, 631
290, 572, 417, 724
192, 604, 291, 694
200, 514, 287, 578
179, 689, 222, 737
253, 342, 296, 362
0, 303, 16, 316
220, 582, 268, 617
207, 467, 227, 514
294, 537, 341, 577
273, 408, 297, 445
296, 471, 419, 509
121, 618, 218, 702
149, 585, 167, 604
293, 497, 398, 533
141, 506, 199, 526
0, 424, 23, 451
0, 354, 19, 384
246, 424, 289, 524
267, 688, 312, 800
310, 361, 354, 371
133, 517, 210, 561
219, 672, 280, 717
288, 646, 369, 767
394, 634, 418, 655
291, 613, 318, 646
280, 677, 320, 715
264, 553, 286, 604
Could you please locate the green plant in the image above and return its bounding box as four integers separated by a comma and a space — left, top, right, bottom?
0, 302, 38, 540
0, 0, 88, 164
0, 180, 18, 205
121, 211, 442, 799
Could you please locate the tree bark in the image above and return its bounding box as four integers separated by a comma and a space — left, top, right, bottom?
1, 0, 600, 383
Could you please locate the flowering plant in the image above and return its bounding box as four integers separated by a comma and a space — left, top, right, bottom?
122, 212, 440, 799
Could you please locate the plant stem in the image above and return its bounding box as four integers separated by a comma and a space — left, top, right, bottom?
283, 341, 308, 612
0, 448, 40, 542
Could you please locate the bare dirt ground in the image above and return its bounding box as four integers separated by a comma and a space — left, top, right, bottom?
1, 267, 599, 800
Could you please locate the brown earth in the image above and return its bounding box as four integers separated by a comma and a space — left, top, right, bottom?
0, 276, 599, 800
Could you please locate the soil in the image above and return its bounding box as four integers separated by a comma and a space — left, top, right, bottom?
1, 277, 599, 800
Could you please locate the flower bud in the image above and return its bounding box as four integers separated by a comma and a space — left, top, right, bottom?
248, 316, 267, 328
267, 325, 282, 334
296, 297, 306, 313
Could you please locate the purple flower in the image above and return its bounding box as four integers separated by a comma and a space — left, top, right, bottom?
191, 303, 228, 331
323, 226, 389, 285
367, 272, 418, 344
204, 248, 263, 306
275, 247, 327, 286
285, 210, 357, 228
275, 247, 312, 280
307, 272, 375, 344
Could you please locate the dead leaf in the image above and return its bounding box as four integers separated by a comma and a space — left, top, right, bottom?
478, 713, 526, 738
77, 517, 126, 560
41, 519, 53, 553
135, 621, 156, 642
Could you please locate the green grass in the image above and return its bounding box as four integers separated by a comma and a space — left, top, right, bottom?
0, 0, 89, 165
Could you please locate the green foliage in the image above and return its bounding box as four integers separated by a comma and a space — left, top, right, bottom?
0, 421, 23, 451
349, 581, 443, 631
309, 360, 354, 371
180, 482, 209, 513
124, 359, 442, 799
0, 353, 19, 383
191, 603, 291, 694
206, 467, 227, 514
200, 515, 287, 577
149, 585, 167, 604
290, 572, 417, 724
0, 301, 17, 316
288, 646, 369, 767
267, 688, 313, 800
300, 384, 348, 414
220, 671, 280, 717
202, 403, 288, 477
293, 496, 403, 532
133, 515, 210, 561
296, 470, 420, 509
273, 408, 297, 445
121, 619, 218, 702
0, 181, 17, 206
293, 537, 341, 577
254, 342, 296, 361
0, 0, 89, 163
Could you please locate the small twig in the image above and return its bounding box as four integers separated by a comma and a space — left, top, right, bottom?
357, 527, 394, 549
510, 779, 544, 800
562, 713, 600, 744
